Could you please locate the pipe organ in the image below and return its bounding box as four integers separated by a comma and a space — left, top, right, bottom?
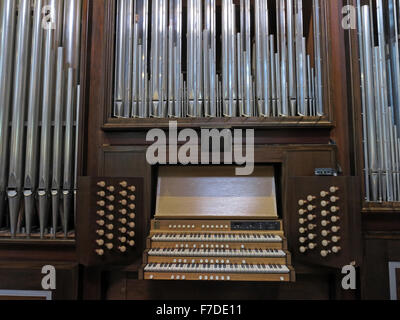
0, 0, 82, 239
0, 0, 398, 301
113, 0, 326, 118
357, 0, 400, 203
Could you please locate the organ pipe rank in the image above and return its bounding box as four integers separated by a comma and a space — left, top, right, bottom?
113, 0, 325, 119
0, 0, 82, 238
357, 0, 400, 202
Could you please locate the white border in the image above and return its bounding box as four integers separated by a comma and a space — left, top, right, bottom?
389, 262, 400, 300
0, 290, 52, 300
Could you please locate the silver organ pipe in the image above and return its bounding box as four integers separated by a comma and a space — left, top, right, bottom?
269, 35, 277, 117
52, 47, 65, 236
204, 0, 217, 118
295, 0, 306, 116
38, 0, 60, 238
150, 0, 168, 118
63, 68, 76, 236
187, 0, 203, 117
168, 0, 183, 118
313, 0, 324, 116
114, 0, 127, 117
0, 0, 17, 231
7, 0, 31, 236
240, 0, 252, 117
24, 0, 45, 235
0, 0, 82, 238
130, 0, 149, 118
287, 0, 296, 116
63, 0, 82, 236
278, 0, 289, 116
357, 0, 400, 202
222, 0, 233, 117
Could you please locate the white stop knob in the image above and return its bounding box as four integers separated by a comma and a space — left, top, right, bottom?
322, 240, 330, 247
332, 246, 341, 254
321, 220, 330, 227
307, 195, 316, 202
299, 237, 307, 243
329, 186, 339, 193
298, 199, 307, 206
308, 233, 317, 240
299, 246, 307, 253
331, 226, 341, 233
320, 250, 330, 257
299, 218, 307, 225
321, 201, 329, 207
299, 227, 307, 234
320, 191, 329, 197
331, 216, 340, 223
308, 243, 317, 250
307, 205, 316, 211
321, 230, 330, 237
330, 196, 339, 203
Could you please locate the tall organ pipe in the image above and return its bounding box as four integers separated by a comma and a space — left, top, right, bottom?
0, 0, 17, 228
63, 68, 76, 236
7, 0, 31, 236
24, 0, 45, 236
64, 0, 81, 74
51, 47, 65, 236
38, 0, 61, 238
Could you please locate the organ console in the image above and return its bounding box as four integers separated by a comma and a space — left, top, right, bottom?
139, 166, 295, 282
142, 219, 294, 282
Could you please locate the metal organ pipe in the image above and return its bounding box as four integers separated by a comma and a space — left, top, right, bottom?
52, 47, 66, 236
313, 0, 324, 116
240, 0, 252, 117
38, 0, 59, 238
0, 0, 17, 230
114, 0, 127, 117
187, 0, 203, 117
168, 0, 183, 118
24, 0, 45, 236
63, 68, 76, 236
7, 0, 31, 236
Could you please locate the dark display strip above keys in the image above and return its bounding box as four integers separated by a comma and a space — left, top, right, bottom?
231, 221, 281, 231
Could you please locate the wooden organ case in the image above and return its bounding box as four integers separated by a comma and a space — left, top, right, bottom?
1, 0, 399, 301
0, 0, 370, 301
